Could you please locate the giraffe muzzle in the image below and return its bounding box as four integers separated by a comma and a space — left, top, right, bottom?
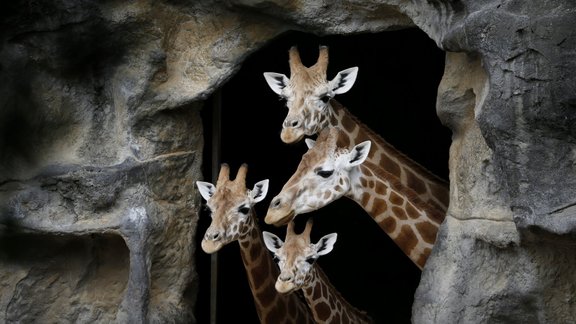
275, 279, 296, 294
280, 127, 304, 144
201, 232, 224, 254
265, 208, 295, 226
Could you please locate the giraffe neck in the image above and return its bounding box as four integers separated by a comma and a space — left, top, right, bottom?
301, 265, 373, 324
237, 213, 315, 324
346, 161, 445, 269
328, 100, 450, 213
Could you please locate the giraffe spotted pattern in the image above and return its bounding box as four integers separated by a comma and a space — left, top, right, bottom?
197, 164, 314, 324
263, 220, 373, 323
266, 128, 444, 269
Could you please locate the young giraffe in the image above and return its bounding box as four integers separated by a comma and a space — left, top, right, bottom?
263, 46, 449, 213
196, 163, 314, 324
265, 128, 445, 269
263, 219, 374, 324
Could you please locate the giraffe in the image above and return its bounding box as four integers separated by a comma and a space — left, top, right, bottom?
264, 127, 445, 269
263, 219, 374, 324
196, 163, 315, 324
263, 45, 449, 213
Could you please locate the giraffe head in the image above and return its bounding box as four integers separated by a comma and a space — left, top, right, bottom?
263, 46, 358, 143
265, 127, 371, 226
263, 219, 337, 293
196, 163, 269, 253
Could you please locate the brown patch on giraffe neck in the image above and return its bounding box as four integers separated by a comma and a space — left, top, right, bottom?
371, 197, 388, 215
336, 128, 351, 148
314, 301, 332, 322
381, 216, 397, 233
360, 177, 368, 188
380, 153, 401, 176
389, 191, 404, 205
416, 222, 439, 244
392, 206, 408, 220
406, 203, 420, 219
396, 225, 418, 256
374, 180, 387, 195
239, 239, 250, 249
406, 169, 427, 194
417, 248, 431, 268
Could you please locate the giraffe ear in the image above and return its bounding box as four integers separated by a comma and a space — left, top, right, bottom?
250, 179, 269, 203
264, 72, 289, 96
196, 181, 216, 201
263, 231, 284, 253
304, 138, 316, 149
346, 140, 371, 167
315, 233, 338, 256
329, 67, 358, 95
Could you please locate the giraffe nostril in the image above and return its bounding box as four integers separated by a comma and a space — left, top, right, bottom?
272, 198, 281, 208
207, 232, 220, 241
279, 274, 292, 282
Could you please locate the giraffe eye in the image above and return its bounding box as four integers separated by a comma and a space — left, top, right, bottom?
316, 170, 334, 178
238, 206, 250, 214
305, 257, 317, 264
320, 94, 331, 103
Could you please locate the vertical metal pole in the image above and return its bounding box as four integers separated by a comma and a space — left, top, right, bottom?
210, 89, 222, 324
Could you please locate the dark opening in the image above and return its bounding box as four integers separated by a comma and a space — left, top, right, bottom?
197, 28, 449, 324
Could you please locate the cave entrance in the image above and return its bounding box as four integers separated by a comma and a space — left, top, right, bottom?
198, 28, 449, 324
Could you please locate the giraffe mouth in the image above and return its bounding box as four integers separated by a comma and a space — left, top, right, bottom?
201, 239, 224, 254
275, 280, 297, 294
264, 209, 296, 227
280, 128, 305, 144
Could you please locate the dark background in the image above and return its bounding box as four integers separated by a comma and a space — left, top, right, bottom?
196, 28, 450, 324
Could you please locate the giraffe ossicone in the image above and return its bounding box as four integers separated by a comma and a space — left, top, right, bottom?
196, 163, 315, 324
263, 219, 373, 324
263, 45, 358, 144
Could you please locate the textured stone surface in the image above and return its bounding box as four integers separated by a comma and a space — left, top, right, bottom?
414, 1, 576, 321
1, 0, 575, 323
0, 1, 214, 322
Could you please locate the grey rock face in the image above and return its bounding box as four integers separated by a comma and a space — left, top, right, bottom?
0, 1, 208, 322
1, 0, 574, 323
413, 1, 576, 322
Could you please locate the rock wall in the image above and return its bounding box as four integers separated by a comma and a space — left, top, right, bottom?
414, 1, 576, 322
0, 0, 574, 323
